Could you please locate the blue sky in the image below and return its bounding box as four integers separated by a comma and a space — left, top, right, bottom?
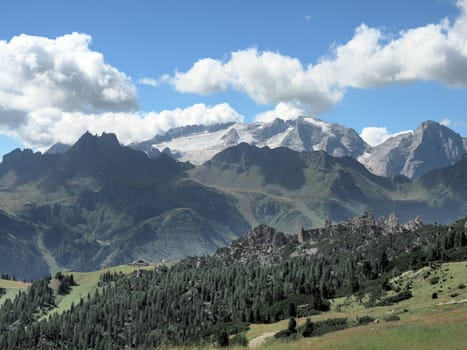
0, 0, 466, 156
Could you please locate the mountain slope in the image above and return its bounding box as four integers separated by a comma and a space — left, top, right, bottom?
1, 211, 465, 350
131, 116, 370, 165
48, 118, 466, 178
191, 143, 467, 231
0, 132, 249, 280
362, 121, 465, 178
2, 133, 467, 280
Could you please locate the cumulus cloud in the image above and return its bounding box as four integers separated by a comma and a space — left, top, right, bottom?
254, 102, 306, 123
360, 127, 413, 146
169, 0, 467, 114
0, 33, 245, 151
171, 49, 342, 114
0, 32, 137, 114
0, 106, 28, 128
8, 103, 243, 151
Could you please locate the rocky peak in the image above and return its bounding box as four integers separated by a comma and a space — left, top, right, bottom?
71, 132, 121, 154
131, 116, 370, 165
243, 224, 290, 247
403, 215, 423, 231
2, 148, 40, 166
222, 128, 239, 146
214, 224, 296, 265
45, 143, 71, 155
362, 120, 465, 178
0, 148, 54, 180
298, 212, 424, 241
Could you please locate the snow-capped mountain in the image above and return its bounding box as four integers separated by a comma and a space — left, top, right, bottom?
130, 116, 370, 165
46, 117, 466, 178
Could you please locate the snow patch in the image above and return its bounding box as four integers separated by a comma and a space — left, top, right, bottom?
265, 127, 294, 148
304, 117, 332, 135
357, 152, 371, 163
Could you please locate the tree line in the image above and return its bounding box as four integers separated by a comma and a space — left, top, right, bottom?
0, 217, 465, 349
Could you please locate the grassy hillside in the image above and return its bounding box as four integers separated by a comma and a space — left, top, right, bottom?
45, 264, 163, 318
247, 261, 467, 349
91, 262, 467, 349
161, 261, 467, 350
0, 279, 30, 305
191, 144, 467, 230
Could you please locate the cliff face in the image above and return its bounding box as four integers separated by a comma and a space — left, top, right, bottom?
362, 121, 465, 178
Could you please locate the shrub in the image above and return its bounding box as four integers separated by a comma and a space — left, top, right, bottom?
450, 292, 459, 298
383, 315, 400, 322
230, 333, 248, 347
376, 290, 412, 306
432, 292, 438, 299
429, 276, 440, 285
287, 318, 297, 333
302, 318, 314, 337
274, 329, 291, 339
312, 318, 348, 336
218, 331, 229, 348
358, 316, 375, 325
458, 284, 466, 289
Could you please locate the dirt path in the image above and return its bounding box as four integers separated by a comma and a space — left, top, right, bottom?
249, 332, 276, 348
437, 298, 467, 306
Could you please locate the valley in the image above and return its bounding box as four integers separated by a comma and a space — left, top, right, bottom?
0, 211, 466, 349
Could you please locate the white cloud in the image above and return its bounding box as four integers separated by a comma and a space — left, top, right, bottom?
169, 1, 467, 113
0, 32, 137, 114
254, 102, 306, 123
440, 118, 452, 126
5, 103, 243, 151
0, 33, 245, 151
171, 48, 342, 114
138, 77, 158, 87
360, 127, 413, 146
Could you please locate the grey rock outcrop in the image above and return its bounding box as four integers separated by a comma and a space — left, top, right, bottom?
362, 121, 465, 178
299, 212, 423, 241
215, 224, 296, 265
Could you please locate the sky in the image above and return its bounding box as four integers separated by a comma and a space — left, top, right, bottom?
1, 0, 467, 157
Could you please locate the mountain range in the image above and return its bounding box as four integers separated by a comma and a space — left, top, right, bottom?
128, 117, 466, 178
0, 132, 248, 279
46, 117, 467, 179
1, 117, 467, 280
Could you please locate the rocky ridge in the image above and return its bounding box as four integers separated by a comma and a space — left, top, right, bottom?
213, 212, 424, 266
362, 121, 465, 178
46, 118, 466, 179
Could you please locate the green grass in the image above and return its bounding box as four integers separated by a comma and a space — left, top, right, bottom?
143, 261, 467, 350
0, 279, 30, 305
44, 264, 161, 318
246, 261, 467, 349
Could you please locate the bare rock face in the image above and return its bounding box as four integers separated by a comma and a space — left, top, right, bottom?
362, 121, 465, 178
222, 128, 239, 146
403, 215, 423, 231
386, 212, 400, 231
215, 224, 296, 265
297, 212, 423, 242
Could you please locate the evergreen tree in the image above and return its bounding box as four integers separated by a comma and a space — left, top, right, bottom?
218, 331, 229, 348
287, 318, 297, 334
302, 318, 314, 337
